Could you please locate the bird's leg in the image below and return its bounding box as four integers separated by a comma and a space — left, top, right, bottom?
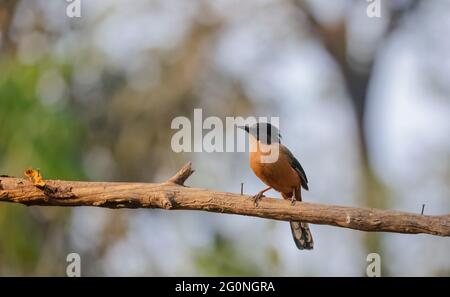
252, 187, 271, 206
290, 188, 296, 206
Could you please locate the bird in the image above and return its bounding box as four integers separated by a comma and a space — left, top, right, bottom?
239, 122, 313, 250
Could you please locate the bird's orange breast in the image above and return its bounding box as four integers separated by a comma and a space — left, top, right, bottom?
249, 142, 301, 194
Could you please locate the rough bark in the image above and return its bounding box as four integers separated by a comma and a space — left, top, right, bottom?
0, 163, 449, 236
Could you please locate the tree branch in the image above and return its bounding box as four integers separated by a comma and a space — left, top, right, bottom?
0, 163, 449, 236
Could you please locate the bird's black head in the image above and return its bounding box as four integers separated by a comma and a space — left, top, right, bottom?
239, 122, 281, 145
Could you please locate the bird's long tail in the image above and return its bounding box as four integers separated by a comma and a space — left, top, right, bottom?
283, 188, 314, 250
290, 221, 314, 250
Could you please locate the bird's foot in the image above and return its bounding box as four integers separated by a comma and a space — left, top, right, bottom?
290, 197, 296, 206
251, 191, 265, 207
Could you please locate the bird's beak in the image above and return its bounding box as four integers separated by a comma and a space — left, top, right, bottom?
237, 125, 249, 133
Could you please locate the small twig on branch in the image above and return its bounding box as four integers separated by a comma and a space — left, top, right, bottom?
0, 162, 449, 237
166, 161, 195, 186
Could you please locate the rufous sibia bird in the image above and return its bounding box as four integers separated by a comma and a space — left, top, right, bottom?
239, 123, 313, 250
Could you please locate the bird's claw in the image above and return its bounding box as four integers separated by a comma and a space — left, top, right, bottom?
290, 197, 296, 206
251, 192, 265, 207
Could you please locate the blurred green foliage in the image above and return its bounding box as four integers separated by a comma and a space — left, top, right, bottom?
194, 233, 262, 276
0, 59, 84, 179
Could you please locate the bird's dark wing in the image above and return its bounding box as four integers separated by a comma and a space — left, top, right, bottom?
282, 145, 309, 191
